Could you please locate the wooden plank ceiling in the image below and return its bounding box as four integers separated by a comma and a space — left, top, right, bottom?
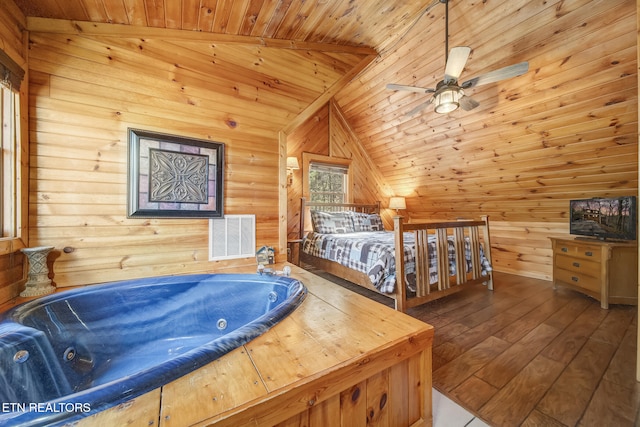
335, 0, 638, 223
14, 0, 639, 226
13, 0, 432, 51
14, 0, 438, 140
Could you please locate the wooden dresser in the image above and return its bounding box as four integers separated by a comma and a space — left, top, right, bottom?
550, 237, 638, 309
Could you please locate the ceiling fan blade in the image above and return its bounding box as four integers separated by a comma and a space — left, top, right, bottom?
386, 83, 436, 93
459, 95, 480, 111
405, 98, 434, 116
444, 46, 471, 83
461, 61, 529, 89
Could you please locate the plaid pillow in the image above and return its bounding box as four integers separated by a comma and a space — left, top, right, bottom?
351, 212, 384, 231
310, 211, 355, 233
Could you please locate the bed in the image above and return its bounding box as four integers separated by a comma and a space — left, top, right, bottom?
299, 198, 494, 311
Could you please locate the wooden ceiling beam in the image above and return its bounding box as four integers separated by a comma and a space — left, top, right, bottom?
282, 53, 378, 134
26, 17, 379, 56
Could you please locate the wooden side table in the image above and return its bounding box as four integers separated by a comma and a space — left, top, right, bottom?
287, 239, 303, 266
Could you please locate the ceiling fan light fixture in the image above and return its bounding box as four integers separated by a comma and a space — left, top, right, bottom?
434, 87, 460, 114
385, 0, 528, 116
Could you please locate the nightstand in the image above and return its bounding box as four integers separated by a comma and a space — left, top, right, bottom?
287, 239, 303, 266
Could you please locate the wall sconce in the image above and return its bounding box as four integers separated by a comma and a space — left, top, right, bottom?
389, 196, 406, 213
286, 156, 299, 186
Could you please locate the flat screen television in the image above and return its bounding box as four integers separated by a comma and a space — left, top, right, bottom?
570, 196, 637, 241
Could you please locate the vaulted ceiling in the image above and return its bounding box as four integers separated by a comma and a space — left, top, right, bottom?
13, 0, 432, 52
13, 0, 639, 226
343, 0, 636, 223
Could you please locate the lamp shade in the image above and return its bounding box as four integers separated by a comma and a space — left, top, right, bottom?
389, 197, 406, 211
286, 156, 300, 170
434, 87, 460, 114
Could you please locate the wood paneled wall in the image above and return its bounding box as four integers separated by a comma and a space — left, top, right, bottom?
286, 104, 329, 241
0, 0, 25, 62
286, 100, 393, 241
25, 22, 371, 288
334, 0, 638, 280
0, 0, 29, 302
329, 101, 394, 219
3, 0, 638, 292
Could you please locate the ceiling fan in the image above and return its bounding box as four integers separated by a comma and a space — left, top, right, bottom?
386, 0, 529, 115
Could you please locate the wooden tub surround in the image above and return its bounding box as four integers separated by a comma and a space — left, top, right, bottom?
1, 264, 434, 427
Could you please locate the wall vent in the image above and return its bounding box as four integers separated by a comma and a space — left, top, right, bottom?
209, 215, 256, 261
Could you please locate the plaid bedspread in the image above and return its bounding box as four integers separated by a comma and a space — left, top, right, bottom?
302, 231, 492, 294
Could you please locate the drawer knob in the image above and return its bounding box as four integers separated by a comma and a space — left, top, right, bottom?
561, 247, 568, 252
585, 251, 593, 256
571, 276, 579, 282
573, 262, 580, 268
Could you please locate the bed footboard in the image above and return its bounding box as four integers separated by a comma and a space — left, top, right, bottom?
394, 216, 494, 312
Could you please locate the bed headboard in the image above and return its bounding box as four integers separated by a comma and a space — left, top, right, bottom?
299, 197, 381, 239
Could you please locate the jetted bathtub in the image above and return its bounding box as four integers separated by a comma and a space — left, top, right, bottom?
0, 273, 307, 426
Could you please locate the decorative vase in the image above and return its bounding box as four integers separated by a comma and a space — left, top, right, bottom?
20, 246, 56, 297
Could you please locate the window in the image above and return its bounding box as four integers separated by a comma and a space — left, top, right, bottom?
301, 153, 352, 205
0, 80, 21, 239
308, 162, 349, 203
0, 48, 25, 248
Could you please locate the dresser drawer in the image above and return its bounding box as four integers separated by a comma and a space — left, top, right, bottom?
550, 237, 638, 309
553, 242, 602, 262
554, 267, 601, 293
554, 254, 600, 278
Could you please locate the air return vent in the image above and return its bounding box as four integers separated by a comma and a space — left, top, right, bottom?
209, 215, 256, 261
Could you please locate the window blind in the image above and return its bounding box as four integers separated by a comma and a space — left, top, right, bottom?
309, 162, 349, 174
0, 50, 24, 91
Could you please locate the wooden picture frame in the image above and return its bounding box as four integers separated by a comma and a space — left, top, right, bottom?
127, 128, 224, 218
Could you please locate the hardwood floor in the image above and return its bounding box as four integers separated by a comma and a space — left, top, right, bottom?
304, 266, 640, 426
